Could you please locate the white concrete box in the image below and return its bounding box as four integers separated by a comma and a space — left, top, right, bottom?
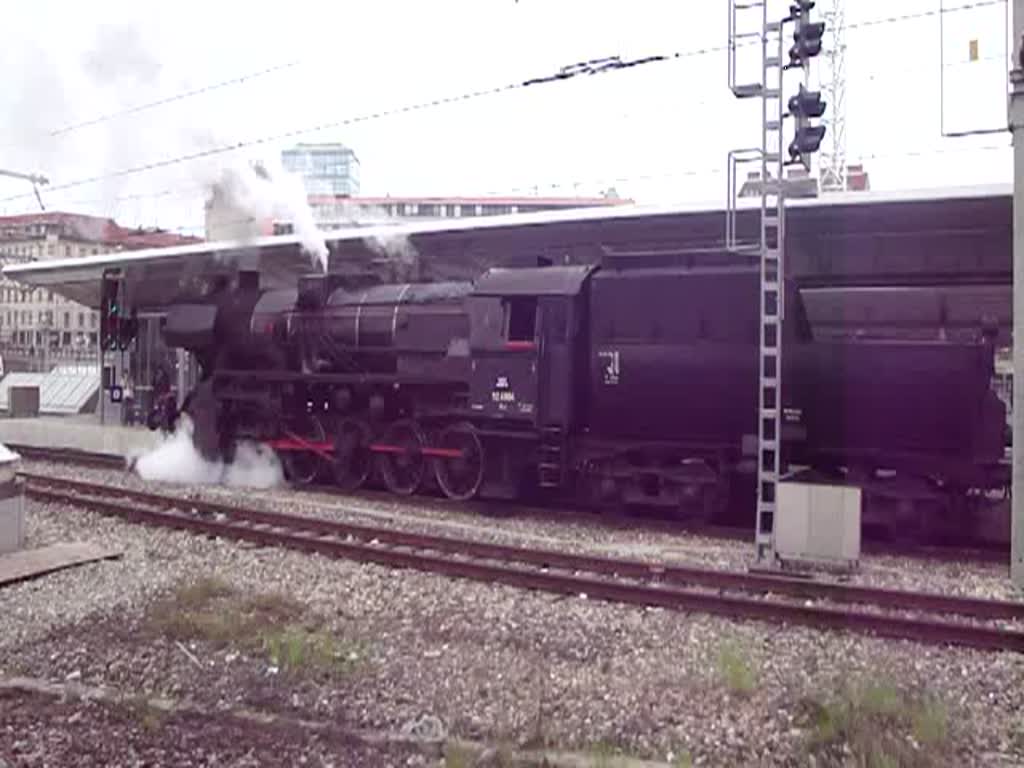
0, 492, 25, 554
0, 444, 24, 554
776, 481, 861, 567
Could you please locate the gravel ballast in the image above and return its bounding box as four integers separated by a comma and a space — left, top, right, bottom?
1, 481, 1023, 766
18, 458, 1020, 602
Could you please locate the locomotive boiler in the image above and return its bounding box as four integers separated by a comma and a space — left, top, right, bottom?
156, 255, 1009, 536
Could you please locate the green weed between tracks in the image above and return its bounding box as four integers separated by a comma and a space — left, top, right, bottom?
801, 681, 951, 767
147, 576, 364, 677
715, 641, 757, 697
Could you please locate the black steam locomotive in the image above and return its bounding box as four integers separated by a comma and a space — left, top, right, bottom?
159, 257, 1008, 533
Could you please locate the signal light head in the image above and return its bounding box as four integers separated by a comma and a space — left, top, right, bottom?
788, 85, 826, 119
788, 125, 827, 161
789, 20, 825, 66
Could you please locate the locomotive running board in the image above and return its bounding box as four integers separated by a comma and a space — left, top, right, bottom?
265, 438, 465, 460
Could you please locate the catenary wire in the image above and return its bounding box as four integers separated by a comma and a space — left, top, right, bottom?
0, 0, 1008, 207
20, 0, 1005, 144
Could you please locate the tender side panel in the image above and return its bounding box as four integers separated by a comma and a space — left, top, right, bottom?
586, 267, 764, 446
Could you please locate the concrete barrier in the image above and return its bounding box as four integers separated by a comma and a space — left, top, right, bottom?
0, 445, 24, 554
0, 418, 161, 458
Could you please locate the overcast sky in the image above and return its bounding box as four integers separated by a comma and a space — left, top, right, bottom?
0, 0, 1014, 235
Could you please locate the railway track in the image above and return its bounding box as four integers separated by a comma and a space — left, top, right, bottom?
7, 442, 1011, 565
21, 471, 1024, 654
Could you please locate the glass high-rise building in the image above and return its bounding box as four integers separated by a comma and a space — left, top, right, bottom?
280, 143, 361, 196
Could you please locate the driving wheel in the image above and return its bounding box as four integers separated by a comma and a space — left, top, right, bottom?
332, 417, 374, 491
433, 421, 485, 501
377, 419, 427, 495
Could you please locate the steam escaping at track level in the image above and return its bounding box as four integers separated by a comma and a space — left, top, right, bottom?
130, 415, 284, 489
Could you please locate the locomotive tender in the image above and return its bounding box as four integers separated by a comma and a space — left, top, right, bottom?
160, 256, 1008, 533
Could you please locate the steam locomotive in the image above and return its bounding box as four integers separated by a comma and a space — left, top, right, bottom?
158, 256, 1009, 535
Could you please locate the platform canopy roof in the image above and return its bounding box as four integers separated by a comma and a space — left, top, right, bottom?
2, 182, 1012, 311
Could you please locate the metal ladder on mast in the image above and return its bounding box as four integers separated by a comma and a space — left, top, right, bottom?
727, 0, 787, 565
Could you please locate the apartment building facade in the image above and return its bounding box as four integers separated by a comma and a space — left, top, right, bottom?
0, 212, 200, 371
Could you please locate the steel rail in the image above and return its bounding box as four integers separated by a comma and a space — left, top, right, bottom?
22, 474, 1024, 653
23, 472, 1024, 621
11, 444, 1012, 565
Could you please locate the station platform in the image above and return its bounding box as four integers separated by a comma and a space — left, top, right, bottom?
0, 415, 161, 458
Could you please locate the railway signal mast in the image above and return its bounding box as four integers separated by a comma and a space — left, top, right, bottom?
727, 0, 826, 566
98, 270, 138, 423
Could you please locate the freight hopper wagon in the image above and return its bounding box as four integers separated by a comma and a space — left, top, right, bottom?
159, 258, 1009, 539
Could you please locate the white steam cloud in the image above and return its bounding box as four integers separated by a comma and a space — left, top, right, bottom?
366, 229, 418, 270
0, 15, 332, 249
130, 415, 284, 490
319, 198, 419, 272
202, 158, 329, 272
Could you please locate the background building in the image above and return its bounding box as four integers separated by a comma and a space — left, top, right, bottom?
281, 192, 634, 234
738, 163, 872, 198
0, 212, 200, 372
281, 143, 361, 197
272, 141, 631, 234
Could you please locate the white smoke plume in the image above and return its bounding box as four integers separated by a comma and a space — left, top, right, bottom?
0, 14, 331, 248
366, 230, 418, 272
81, 23, 163, 86
322, 198, 419, 270
130, 415, 284, 490
201, 157, 329, 272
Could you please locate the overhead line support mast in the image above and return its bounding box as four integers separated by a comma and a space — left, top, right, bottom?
1011, 0, 1024, 589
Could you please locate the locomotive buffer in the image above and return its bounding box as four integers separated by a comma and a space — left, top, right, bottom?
728, 0, 826, 566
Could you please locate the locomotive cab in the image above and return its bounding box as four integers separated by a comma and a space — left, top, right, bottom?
466, 265, 594, 433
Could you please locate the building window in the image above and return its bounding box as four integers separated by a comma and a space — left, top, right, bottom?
64, 245, 71, 257
78, 312, 84, 328
64, 311, 70, 328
